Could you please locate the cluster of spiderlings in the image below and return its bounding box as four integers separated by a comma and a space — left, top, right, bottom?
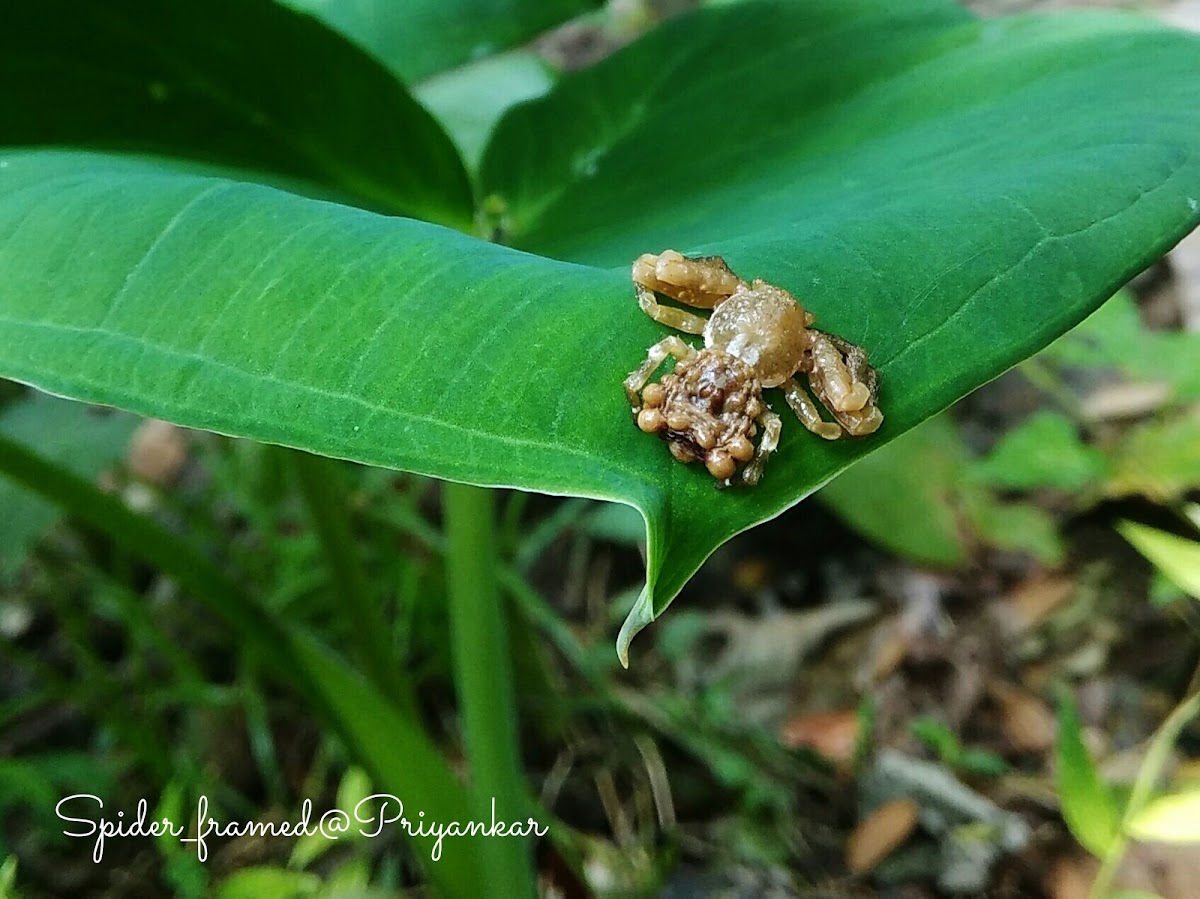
635, 348, 763, 481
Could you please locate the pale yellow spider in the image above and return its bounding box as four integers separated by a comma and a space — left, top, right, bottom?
623, 250, 883, 487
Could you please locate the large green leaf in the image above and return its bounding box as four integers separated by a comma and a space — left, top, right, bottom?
480, 0, 1200, 655
0, 0, 472, 225
279, 0, 598, 83
2, 1, 1200, 663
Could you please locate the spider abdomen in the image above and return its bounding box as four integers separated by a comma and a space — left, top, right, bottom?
635, 348, 762, 481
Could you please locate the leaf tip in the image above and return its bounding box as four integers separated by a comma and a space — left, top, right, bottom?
616, 584, 655, 668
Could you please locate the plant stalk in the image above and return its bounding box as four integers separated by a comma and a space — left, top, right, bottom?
443, 481, 535, 897
291, 450, 414, 716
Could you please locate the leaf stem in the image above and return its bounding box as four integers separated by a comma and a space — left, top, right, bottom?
443, 481, 535, 897
291, 450, 414, 716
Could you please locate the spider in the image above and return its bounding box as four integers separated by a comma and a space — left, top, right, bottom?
623, 249, 883, 487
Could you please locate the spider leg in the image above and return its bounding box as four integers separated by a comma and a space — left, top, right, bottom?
808, 333, 871, 412
824, 333, 880, 405
806, 331, 884, 436
633, 249, 744, 317
635, 282, 709, 334
741, 407, 782, 486
835, 402, 884, 436
623, 335, 696, 409
782, 379, 842, 441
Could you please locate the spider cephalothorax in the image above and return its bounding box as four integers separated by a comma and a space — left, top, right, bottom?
624, 250, 883, 487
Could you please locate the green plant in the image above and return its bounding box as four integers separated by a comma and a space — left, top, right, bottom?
910, 716, 1010, 778
819, 287, 1200, 568
3, 0, 1200, 894
1056, 688, 1200, 899
819, 410, 1066, 566
1118, 508, 1200, 604
4, 0, 1200, 656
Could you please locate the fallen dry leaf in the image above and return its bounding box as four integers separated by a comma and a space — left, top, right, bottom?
1081, 381, 1172, 422
1046, 853, 1097, 899
996, 576, 1075, 635
989, 680, 1057, 754
867, 625, 911, 683
730, 556, 771, 594
778, 708, 859, 765
846, 797, 920, 875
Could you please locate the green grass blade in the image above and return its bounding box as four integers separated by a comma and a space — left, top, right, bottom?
0, 434, 482, 894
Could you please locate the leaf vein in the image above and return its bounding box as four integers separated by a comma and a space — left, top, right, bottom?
98, 182, 232, 331
885, 151, 1192, 371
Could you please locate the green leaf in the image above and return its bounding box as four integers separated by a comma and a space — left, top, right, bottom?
1117, 521, 1200, 599
911, 715, 963, 762
1106, 414, 1200, 503
0, 0, 472, 225
1186, 504, 1200, 532
1056, 691, 1121, 857
819, 415, 970, 567
414, 50, 556, 174
956, 748, 1010, 778
3, 0, 1200, 662
215, 867, 321, 899
1041, 290, 1200, 401
290, 768, 374, 869
1127, 786, 1200, 844
480, 1, 1200, 652
1039, 289, 1145, 370
0, 393, 137, 579
965, 497, 1064, 567
0, 858, 16, 899
975, 411, 1108, 492
279, 0, 598, 83
820, 413, 1063, 566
